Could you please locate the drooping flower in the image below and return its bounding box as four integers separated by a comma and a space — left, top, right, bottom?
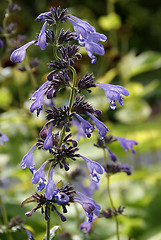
45, 166, 56, 200
95, 83, 129, 110
74, 191, 101, 222
87, 113, 109, 140
115, 136, 138, 154
32, 160, 49, 191
20, 144, 36, 170
67, 15, 107, 63
80, 155, 104, 183
74, 113, 94, 138
43, 123, 53, 151
36, 21, 48, 50
10, 40, 35, 63
30, 81, 49, 116
0, 132, 9, 145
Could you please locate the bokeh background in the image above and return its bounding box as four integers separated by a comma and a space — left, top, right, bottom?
1, 0, 161, 239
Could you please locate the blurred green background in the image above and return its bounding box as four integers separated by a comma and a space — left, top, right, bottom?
0, 0, 161, 239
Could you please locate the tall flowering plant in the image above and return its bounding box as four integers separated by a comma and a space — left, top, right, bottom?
10, 7, 138, 239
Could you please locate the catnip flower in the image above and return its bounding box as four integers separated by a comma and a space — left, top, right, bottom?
36, 21, 48, 50
45, 166, 56, 200
20, 144, 36, 170
106, 147, 118, 162
115, 136, 138, 154
87, 113, 109, 140
74, 191, 101, 222
32, 160, 49, 191
67, 15, 107, 63
80, 155, 104, 183
95, 83, 129, 110
80, 217, 97, 233
43, 123, 53, 151
72, 119, 86, 141
10, 40, 35, 63
36, 11, 51, 22
0, 131, 9, 145
30, 81, 49, 116
74, 113, 94, 138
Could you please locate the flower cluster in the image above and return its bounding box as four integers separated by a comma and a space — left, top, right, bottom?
9, 5, 138, 238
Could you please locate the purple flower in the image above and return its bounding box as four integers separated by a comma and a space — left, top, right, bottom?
106, 147, 118, 162
45, 166, 56, 200
0, 132, 9, 145
87, 113, 109, 140
80, 155, 104, 183
20, 144, 36, 170
54, 192, 70, 205
10, 40, 35, 63
36, 11, 51, 22
32, 160, 49, 191
95, 83, 129, 110
74, 113, 94, 138
36, 21, 48, 50
30, 81, 49, 116
43, 123, 53, 151
115, 136, 138, 154
80, 217, 97, 233
67, 15, 107, 63
74, 191, 101, 222
0, 40, 4, 48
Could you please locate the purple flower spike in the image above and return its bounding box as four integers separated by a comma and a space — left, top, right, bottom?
87, 113, 109, 140
36, 21, 48, 50
10, 40, 35, 63
20, 144, 36, 170
0, 132, 9, 145
43, 123, 53, 151
115, 136, 138, 154
75, 191, 101, 223
36, 11, 51, 22
45, 166, 56, 200
95, 83, 129, 110
32, 160, 49, 191
74, 113, 94, 138
67, 15, 107, 63
80, 155, 104, 183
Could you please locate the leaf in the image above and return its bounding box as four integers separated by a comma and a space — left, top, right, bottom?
21, 196, 37, 207
43, 226, 61, 240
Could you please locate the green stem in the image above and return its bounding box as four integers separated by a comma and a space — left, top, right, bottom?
103, 149, 120, 240
0, 195, 13, 240
68, 65, 77, 111
107, 175, 120, 240
46, 206, 51, 240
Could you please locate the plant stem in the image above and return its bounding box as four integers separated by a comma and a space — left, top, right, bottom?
68, 65, 77, 111
107, 175, 120, 240
46, 206, 51, 240
103, 149, 120, 240
0, 195, 13, 240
